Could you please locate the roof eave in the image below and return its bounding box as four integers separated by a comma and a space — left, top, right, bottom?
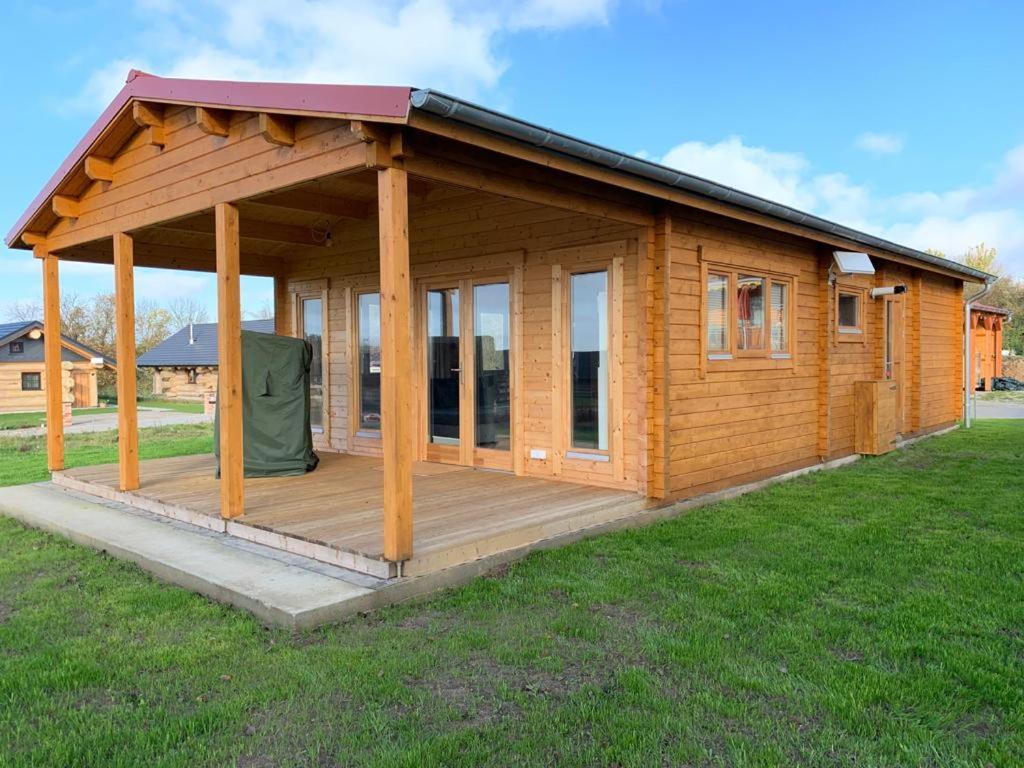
409, 88, 994, 284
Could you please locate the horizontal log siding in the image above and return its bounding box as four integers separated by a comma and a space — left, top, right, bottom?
665, 212, 822, 497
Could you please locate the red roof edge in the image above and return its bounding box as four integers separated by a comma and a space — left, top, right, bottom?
6, 72, 412, 248
971, 303, 1011, 316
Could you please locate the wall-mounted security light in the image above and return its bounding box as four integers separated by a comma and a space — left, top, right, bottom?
832, 251, 876, 275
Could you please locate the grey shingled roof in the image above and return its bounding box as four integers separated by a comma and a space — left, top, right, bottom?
137, 319, 275, 367
0, 319, 115, 365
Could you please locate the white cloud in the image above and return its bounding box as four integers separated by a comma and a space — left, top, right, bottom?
76, 0, 614, 110
655, 136, 1024, 278
854, 131, 905, 155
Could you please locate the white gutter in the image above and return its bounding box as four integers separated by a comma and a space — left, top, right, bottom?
964, 281, 996, 428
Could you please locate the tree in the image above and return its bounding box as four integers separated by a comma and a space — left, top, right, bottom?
245, 299, 275, 321
136, 300, 174, 355
3, 299, 41, 322
962, 242, 1001, 276
167, 296, 209, 330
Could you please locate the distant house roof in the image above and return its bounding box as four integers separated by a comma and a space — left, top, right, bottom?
971, 304, 1011, 316
138, 319, 275, 367
0, 320, 116, 366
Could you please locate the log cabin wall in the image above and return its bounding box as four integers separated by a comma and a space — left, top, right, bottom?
276, 186, 645, 492
660, 206, 964, 501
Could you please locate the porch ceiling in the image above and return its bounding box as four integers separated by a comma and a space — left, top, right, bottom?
52, 170, 456, 275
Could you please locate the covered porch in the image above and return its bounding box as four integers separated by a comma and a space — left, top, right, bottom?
53, 453, 648, 578
11, 74, 659, 575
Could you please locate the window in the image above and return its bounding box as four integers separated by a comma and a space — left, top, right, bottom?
9, 341, 24, 354
569, 270, 609, 451
21, 372, 41, 391
187, 368, 198, 385
706, 273, 729, 353
770, 281, 789, 352
357, 293, 381, 432
736, 275, 766, 351
302, 297, 324, 430
837, 290, 862, 334
703, 264, 793, 360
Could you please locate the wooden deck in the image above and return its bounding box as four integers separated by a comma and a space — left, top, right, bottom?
54, 453, 650, 578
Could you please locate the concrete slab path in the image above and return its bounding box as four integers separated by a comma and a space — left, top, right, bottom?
974, 400, 1024, 419
0, 483, 382, 628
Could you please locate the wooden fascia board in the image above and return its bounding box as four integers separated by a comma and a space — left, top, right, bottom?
6, 98, 406, 250
407, 113, 973, 282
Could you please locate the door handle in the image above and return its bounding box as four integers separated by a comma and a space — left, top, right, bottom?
451, 368, 461, 372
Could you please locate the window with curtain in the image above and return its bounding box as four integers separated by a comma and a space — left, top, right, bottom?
704, 267, 793, 359
736, 275, 765, 351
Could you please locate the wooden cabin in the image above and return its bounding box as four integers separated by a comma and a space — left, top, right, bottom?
5, 71, 992, 577
138, 319, 275, 402
0, 321, 114, 412
970, 304, 1010, 391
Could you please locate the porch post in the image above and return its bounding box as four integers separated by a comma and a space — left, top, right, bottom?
377, 166, 413, 562
216, 202, 244, 519
113, 233, 139, 490
41, 249, 64, 471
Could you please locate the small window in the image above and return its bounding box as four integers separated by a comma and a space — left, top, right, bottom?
838, 291, 861, 332
9, 341, 24, 354
21, 372, 41, 391
187, 368, 198, 385
357, 292, 381, 432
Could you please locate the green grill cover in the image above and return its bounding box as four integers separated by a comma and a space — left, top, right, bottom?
214, 330, 319, 478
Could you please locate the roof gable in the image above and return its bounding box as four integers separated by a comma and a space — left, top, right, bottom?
6, 71, 410, 248
0, 320, 115, 365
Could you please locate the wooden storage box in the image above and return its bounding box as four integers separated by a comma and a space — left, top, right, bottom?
854, 380, 898, 455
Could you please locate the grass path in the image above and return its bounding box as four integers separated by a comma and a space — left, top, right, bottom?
0, 422, 1022, 766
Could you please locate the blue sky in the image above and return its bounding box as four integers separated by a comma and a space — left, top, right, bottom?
3, 0, 1023, 321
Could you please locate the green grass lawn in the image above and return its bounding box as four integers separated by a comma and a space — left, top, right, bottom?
0, 423, 213, 487
1, 422, 1022, 766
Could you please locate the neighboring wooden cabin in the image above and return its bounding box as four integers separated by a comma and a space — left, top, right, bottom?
138, 319, 274, 401
0, 321, 114, 412
6, 72, 993, 566
970, 304, 1010, 391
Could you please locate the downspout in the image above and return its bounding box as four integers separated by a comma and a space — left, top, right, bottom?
964, 279, 996, 428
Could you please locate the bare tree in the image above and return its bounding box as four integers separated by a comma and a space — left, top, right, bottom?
245, 299, 275, 321
2, 299, 41, 322
167, 296, 209, 330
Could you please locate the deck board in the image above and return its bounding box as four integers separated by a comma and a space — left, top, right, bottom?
59, 453, 649, 576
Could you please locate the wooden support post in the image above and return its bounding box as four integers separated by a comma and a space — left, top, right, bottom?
42, 250, 64, 471
377, 166, 413, 562
113, 233, 139, 490
216, 202, 245, 520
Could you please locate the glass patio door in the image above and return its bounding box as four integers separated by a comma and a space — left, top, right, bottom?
422, 277, 513, 470
426, 287, 462, 459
